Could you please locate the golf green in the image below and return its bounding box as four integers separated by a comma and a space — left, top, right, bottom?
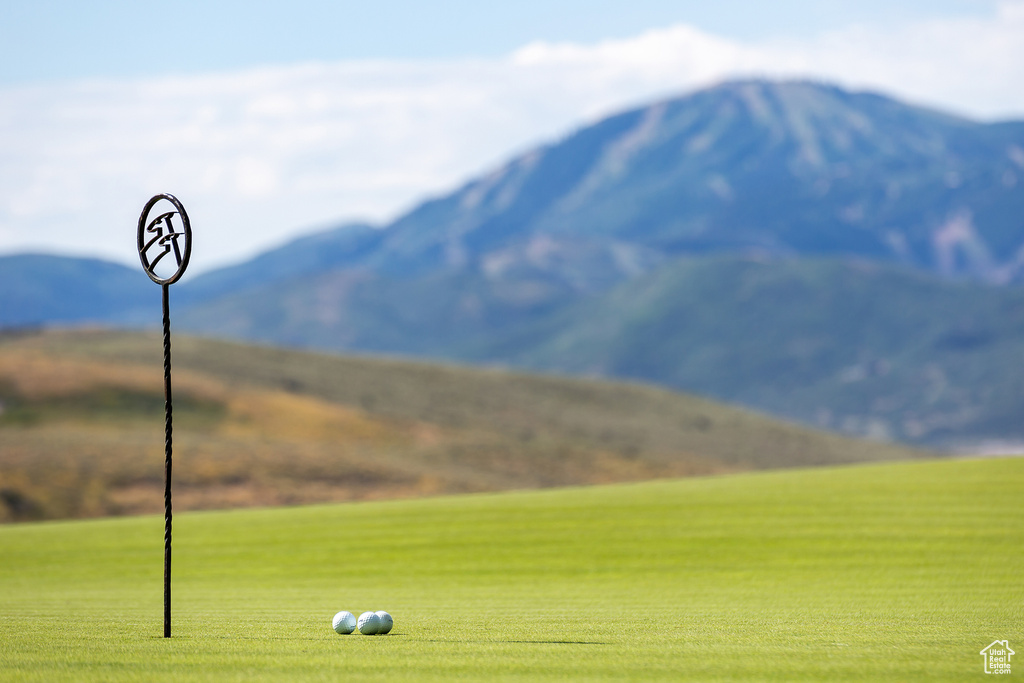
1, 457, 1021, 681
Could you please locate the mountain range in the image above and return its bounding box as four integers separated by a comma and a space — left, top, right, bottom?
3, 79, 1024, 448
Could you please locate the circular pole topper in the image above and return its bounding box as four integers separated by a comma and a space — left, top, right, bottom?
138, 193, 192, 285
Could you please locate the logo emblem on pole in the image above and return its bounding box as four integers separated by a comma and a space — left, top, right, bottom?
138, 193, 192, 285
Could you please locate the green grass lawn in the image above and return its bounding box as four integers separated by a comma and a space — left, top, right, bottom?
0, 457, 1021, 681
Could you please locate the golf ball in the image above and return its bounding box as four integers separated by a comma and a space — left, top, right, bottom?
375, 611, 393, 635
332, 611, 356, 634
357, 611, 381, 635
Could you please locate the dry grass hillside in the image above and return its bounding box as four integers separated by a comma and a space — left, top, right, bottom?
0, 329, 929, 522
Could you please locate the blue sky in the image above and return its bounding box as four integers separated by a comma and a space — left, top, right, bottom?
0, 0, 1000, 83
0, 0, 1021, 273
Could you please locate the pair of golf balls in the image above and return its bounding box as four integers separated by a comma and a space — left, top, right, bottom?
332, 610, 393, 635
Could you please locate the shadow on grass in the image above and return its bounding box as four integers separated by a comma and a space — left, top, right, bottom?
505, 640, 608, 646
422, 639, 609, 645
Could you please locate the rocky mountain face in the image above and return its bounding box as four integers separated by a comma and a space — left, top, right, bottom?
302, 79, 1024, 282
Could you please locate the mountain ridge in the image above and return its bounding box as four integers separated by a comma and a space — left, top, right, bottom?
3, 78, 1024, 449
335, 79, 1024, 282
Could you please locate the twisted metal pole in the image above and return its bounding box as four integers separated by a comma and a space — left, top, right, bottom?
162, 283, 173, 639
137, 193, 191, 640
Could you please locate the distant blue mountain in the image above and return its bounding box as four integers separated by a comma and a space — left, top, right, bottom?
289, 79, 1024, 283
4, 79, 1024, 447
178, 222, 380, 306
0, 254, 154, 328
174, 80, 1024, 344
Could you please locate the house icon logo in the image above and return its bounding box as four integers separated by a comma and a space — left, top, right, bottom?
980, 640, 1014, 674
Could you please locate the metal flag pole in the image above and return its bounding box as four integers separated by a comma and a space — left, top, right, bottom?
161, 282, 172, 638
137, 193, 192, 639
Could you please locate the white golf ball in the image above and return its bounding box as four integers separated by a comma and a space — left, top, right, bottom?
357, 611, 381, 635
332, 611, 356, 634
375, 611, 393, 634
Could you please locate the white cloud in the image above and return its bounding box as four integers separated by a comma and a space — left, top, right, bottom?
751, 1, 1024, 117
1, 4, 1022, 274
508, 1, 1024, 119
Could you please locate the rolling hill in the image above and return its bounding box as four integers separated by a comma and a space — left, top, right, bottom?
0, 328, 924, 522
474, 255, 1024, 447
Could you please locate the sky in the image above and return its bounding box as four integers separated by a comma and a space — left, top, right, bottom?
1, 0, 1022, 275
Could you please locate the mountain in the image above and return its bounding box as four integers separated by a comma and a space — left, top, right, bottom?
4, 79, 1024, 448
229, 79, 1023, 284
168, 80, 1024, 325
0, 225, 383, 329
177, 221, 381, 305
388, 82, 1021, 278
175, 80, 1024, 326
0, 254, 154, 328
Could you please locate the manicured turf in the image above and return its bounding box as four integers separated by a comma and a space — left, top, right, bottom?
0, 457, 1021, 681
